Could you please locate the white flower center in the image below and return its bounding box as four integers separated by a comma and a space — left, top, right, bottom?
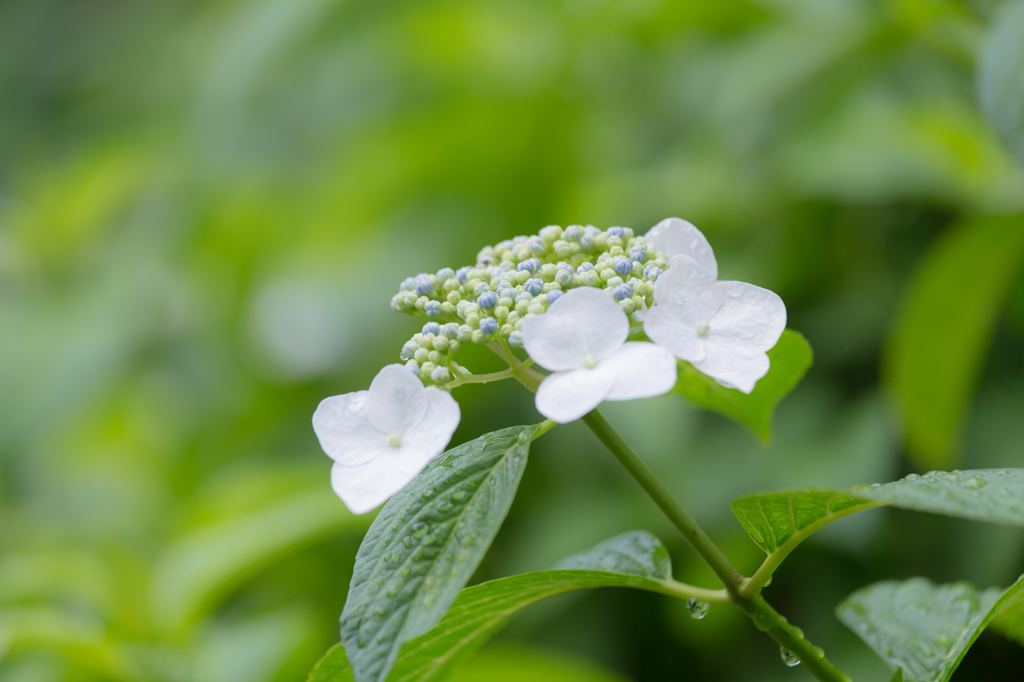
387, 434, 402, 447
696, 321, 710, 337
583, 353, 597, 369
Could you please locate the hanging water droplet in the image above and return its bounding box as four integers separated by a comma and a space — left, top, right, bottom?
686, 598, 709, 620
764, 576, 773, 587
779, 647, 801, 667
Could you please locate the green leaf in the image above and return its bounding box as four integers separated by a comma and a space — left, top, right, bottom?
311, 531, 680, 682
836, 574, 1024, 682
891, 669, 904, 682
851, 468, 1024, 526
673, 329, 811, 443
445, 644, 631, 682
340, 424, 540, 682
730, 489, 878, 559
979, 0, 1024, 170
990, 572, 1024, 647
884, 217, 1024, 468
731, 470, 1024, 581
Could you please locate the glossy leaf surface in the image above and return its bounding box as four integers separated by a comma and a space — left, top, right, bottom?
340, 424, 539, 682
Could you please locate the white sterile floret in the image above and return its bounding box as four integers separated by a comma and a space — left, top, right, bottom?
645, 217, 717, 279
522, 287, 677, 423
644, 255, 786, 394
312, 364, 460, 514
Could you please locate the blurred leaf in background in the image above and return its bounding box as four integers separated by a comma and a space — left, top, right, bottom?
1, 0, 1023, 680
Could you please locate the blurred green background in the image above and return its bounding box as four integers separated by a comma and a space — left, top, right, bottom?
2, 0, 1024, 680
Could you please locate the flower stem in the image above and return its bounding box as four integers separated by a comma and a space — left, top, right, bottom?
446, 367, 517, 389
580, 409, 851, 682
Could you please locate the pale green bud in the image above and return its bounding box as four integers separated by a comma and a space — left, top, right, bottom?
448, 339, 461, 354
527, 302, 545, 315
471, 330, 487, 344
433, 336, 450, 352
609, 245, 625, 257
594, 234, 608, 250
441, 302, 457, 316
415, 348, 430, 363
580, 270, 601, 287
443, 279, 460, 293
607, 276, 624, 288
406, 359, 420, 375
619, 299, 635, 314
539, 225, 562, 243
554, 240, 572, 259
415, 296, 429, 312
600, 268, 616, 283
500, 323, 514, 336
514, 246, 530, 261
495, 305, 509, 322
430, 365, 451, 384
466, 313, 481, 327
447, 291, 462, 304
498, 296, 514, 309
515, 270, 530, 285
539, 263, 557, 282
428, 350, 444, 364
507, 311, 521, 324
607, 235, 623, 249
515, 300, 529, 315
457, 325, 474, 342
420, 361, 437, 376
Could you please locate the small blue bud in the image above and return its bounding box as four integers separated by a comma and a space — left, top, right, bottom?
406, 360, 420, 376
524, 278, 544, 296
415, 275, 434, 296
437, 267, 455, 283
576, 262, 594, 274
613, 257, 633, 276
527, 237, 546, 255
400, 277, 416, 292
424, 300, 442, 317
441, 323, 459, 339
629, 245, 647, 262
479, 317, 498, 335
477, 291, 498, 309
643, 262, 661, 277
547, 290, 564, 304
401, 341, 419, 360
613, 283, 634, 300
456, 266, 472, 282
580, 234, 595, 250
517, 258, 541, 274
607, 226, 626, 238
645, 265, 662, 281
515, 291, 532, 303
474, 281, 491, 297
430, 365, 451, 384
422, 322, 441, 336
508, 330, 524, 348
563, 225, 582, 242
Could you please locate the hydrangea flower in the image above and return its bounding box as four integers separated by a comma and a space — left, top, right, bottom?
312, 364, 460, 514
643, 255, 785, 394
522, 287, 677, 423
644, 217, 717, 278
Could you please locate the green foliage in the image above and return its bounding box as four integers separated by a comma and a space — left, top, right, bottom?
674, 329, 812, 443
340, 425, 539, 682
445, 645, 630, 682
730, 490, 877, 556
885, 218, 1024, 468
837, 574, 1024, 682
732, 469, 1024, 580
979, 0, 1024, 170
311, 532, 676, 682
990, 576, 1024, 646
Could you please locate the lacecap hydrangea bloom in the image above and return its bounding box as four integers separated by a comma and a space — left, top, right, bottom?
316, 217, 786, 513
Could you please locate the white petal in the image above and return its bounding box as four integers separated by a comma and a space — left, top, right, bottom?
645, 218, 717, 279
365, 364, 429, 436
522, 287, 628, 371
653, 255, 722, 325
312, 391, 392, 466
397, 387, 461, 474
602, 342, 679, 401
330, 455, 417, 515
706, 281, 786, 352
534, 366, 616, 423
694, 336, 771, 394
643, 304, 706, 363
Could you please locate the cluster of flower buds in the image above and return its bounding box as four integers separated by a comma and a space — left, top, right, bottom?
390, 225, 671, 386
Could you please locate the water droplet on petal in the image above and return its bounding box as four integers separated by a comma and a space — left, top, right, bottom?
780, 648, 801, 667
686, 598, 709, 620
963, 476, 987, 489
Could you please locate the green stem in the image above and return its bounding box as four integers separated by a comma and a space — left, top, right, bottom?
447, 367, 517, 389
580, 409, 851, 682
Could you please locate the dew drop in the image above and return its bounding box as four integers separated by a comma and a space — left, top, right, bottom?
403, 536, 414, 549
905, 473, 921, 482
411, 522, 429, 538
451, 490, 466, 501
963, 476, 988, 489
934, 633, 952, 647
437, 501, 454, 513
686, 598, 709, 620
780, 648, 801, 667
422, 487, 436, 499
764, 576, 773, 587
